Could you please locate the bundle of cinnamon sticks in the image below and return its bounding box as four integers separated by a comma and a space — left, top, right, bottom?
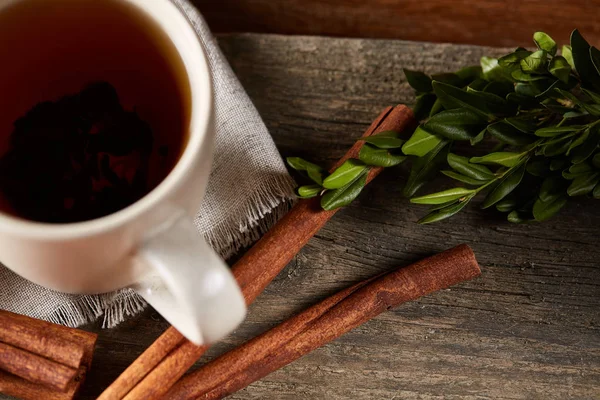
0, 309, 97, 400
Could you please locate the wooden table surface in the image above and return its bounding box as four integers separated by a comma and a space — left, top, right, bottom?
80, 34, 600, 399
193, 0, 600, 48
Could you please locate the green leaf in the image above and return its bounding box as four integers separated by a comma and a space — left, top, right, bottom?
482, 163, 526, 208
481, 57, 506, 81
520, 50, 548, 73
487, 121, 535, 146
571, 133, 600, 163
498, 50, 532, 68
297, 184, 322, 198
553, 88, 600, 116
432, 81, 495, 119
562, 45, 575, 69
413, 93, 437, 121
570, 29, 600, 91
593, 153, 600, 168
429, 98, 444, 117
542, 130, 584, 147
404, 69, 433, 93
423, 108, 486, 141
287, 157, 327, 185
536, 78, 574, 99
533, 196, 567, 222
551, 99, 577, 114
563, 161, 592, 179
321, 170, 368, 210
471, 152, 523, 167
582, 103, 600, 117
591, 46, 600, 76
539, 78, 574, 97
402, 126, 443, 157
539, 175, 567, 202
359, 131, 404, 149
535, 125, 585, 137
567, 128, 590, 155
469, 78, 489, 91
447, 153, 495, 180
543, 139, 573, 157
322, 159, 367, 189
594, 182, 600, 198
515, 82, 541, 97
567, 172, 600, 196
470, 128, 487, 145
287, 157, 312, 171
307, 165, 326, 185
358, 144, 406, 167
403, 140, 449, 197
427, 199, 459, 211
506, 92, 540, 108
582, 88, 600, 105
483, 81, 514, 98
471, 89, 517, 115
441, 170, 489, 185
455, 65, 482, 83
511, 69, 547, 82
550, 158, 568, 171
507, 210, 532, 223
526, 158, 550, 177
548, 56, 571, 83
504, 116, 537, 133
569, 162, 592, 174
563, 111, 587, 119
431, 73, 463, 87
533, 32, 557, 56
417, 200, 470, 224
495, 195, 518, 212
411, 187, 476, 205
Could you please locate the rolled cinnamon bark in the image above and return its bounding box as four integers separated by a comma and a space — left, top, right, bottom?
0, 366, 86, 400
167, 245, 480, 400
0, 310, 85, 369
0, 342, 77, 391
0, 310, 97, 400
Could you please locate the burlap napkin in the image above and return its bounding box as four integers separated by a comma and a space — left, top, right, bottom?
0, 0, 296, 329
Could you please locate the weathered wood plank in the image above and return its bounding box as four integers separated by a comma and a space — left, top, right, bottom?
192, 0, 600, 48
79, 34, 600, 400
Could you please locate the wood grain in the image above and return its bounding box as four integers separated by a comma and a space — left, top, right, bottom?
77, 34, 599, 400
192, 0, 600, 48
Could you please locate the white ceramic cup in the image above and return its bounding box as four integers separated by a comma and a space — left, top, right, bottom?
0, 0, 246, 345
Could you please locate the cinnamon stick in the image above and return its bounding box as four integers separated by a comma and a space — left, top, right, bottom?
0, 366, 86, 400
0, 342, 77, 391
0, 310, 97, 400
0, 310, 86, 369
167, 244, 481, 400
100, 105, 415, 400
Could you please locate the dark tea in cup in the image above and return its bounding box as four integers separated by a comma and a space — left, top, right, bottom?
0, 0, 191, 223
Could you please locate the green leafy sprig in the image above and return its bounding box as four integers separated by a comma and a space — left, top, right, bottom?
287, 29, 600, 224
287, 130, 406, 210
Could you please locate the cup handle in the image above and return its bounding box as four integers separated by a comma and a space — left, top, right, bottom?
130, 212, 246, 345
